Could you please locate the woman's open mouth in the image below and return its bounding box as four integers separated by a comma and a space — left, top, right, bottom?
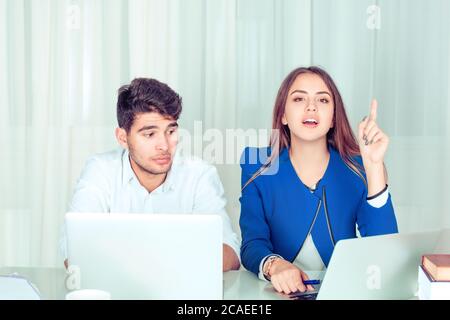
302, 118, 319, 128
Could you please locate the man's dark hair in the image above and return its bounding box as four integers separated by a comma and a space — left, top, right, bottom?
117, 78, 182, 132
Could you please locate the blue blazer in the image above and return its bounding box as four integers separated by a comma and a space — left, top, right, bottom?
239, 146, 398, 275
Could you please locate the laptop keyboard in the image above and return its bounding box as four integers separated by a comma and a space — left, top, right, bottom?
289, 291, 319, 300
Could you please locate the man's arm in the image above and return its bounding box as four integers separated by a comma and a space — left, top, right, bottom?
223, 244, 240, 272
193, 165, 241, 271
62, 156, 111, 269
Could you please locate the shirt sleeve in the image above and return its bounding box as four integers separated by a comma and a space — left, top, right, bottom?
366, 185, 389, 208
69, 157, 111, 213
192, 165, 241, 260
258, 254, 283, 282
357, 187, 398, 237
61, 157, 111, 259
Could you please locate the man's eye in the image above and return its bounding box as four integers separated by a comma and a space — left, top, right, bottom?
144, 133, 154, 138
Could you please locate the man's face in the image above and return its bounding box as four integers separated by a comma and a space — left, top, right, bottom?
117, 112, 179, 175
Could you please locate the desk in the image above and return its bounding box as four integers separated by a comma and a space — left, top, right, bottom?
224, 270, 323, 300
0, 267, 323, 300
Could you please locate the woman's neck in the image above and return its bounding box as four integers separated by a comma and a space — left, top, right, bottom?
288, 137, 330, 189
289, 138, 330, 167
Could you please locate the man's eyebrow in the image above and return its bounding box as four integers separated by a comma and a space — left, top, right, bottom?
167, 122, 179, 129
137, 122, 178, 133
137, 125, 158, 133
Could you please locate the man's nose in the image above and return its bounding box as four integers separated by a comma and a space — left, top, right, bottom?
156, 136, 169, 151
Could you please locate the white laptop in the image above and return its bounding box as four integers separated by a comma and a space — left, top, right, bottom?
65, 212, 223, 300
314, 228, 450, 300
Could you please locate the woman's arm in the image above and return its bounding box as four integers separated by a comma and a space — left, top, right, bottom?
239, 147, 276, 275
358, 99, 388, 197
356, 100, 398, 236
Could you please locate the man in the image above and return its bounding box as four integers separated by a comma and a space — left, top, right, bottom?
62, 78, 240, 271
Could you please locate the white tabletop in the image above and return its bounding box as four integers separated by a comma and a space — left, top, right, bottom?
0, 266, 324, 300
224, 269, 324, 300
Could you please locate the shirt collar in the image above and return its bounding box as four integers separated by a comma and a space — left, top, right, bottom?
122, 149, 178, 193
122, 149, 135, 185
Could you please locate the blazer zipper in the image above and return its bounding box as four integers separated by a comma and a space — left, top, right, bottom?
292, 199, 322, 261
322, 186, 336, 247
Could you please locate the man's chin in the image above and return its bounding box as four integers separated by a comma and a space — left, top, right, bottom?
148, 163, 172, 175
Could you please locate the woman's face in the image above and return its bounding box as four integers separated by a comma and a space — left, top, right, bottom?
282, 73, 335, 144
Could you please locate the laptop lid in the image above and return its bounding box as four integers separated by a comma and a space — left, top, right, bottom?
317, 229, 448, 300
65, 212, 223, 300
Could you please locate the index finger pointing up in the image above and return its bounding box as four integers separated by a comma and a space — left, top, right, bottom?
370, 99, 378, 121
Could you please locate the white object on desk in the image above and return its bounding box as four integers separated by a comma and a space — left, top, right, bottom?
418, 265, 450, 300
0, 275, 41, 300
66, 289, 111, 300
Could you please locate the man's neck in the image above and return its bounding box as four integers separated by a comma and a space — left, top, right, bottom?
129, 157, 167, 193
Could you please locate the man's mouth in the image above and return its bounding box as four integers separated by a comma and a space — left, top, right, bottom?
153, 156, 171, 165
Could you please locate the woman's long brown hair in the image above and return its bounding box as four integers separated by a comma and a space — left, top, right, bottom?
242, 66, 366, 189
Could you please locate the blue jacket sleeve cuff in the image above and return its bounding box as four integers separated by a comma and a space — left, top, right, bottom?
366, 185, 389, 208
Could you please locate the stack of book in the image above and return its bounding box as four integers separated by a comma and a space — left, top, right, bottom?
418, 254, 450, 300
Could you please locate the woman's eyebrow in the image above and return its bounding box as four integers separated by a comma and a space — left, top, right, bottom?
290, 89, 331, 96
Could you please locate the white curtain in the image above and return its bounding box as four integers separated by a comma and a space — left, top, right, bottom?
311, 0, 450, 232
1, 0, 449, 268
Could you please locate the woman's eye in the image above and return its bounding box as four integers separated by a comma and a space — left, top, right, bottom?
320, 98, 329, 103
294, 97, 305, 102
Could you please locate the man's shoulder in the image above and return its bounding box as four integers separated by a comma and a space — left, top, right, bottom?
86, 148, 125, 166
81, 148, 125, 179
173, 154, 219, 181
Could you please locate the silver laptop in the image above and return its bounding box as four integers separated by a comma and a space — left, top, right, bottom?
65, 213, 223, 300
315, 228, 450, 300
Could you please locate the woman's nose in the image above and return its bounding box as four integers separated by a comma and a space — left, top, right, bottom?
306, 102, 317, 112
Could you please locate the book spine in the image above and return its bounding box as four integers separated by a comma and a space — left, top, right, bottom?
422, 257, 437, 281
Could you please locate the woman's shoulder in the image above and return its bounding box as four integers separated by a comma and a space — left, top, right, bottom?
329, 148, 367, 189
240, 146, 271, 166
240, 146, 282, 178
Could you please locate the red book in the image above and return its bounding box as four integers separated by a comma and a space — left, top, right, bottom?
422, 254, 450, 281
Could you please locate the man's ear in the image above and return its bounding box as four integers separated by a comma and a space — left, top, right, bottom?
115, 127, 128, 149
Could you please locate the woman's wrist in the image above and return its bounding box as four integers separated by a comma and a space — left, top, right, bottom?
267, 257, 285, 277
263, 256, 283, 279
364, 163, 386, 197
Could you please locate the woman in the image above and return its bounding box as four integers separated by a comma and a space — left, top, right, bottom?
239, 66, 398, 295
